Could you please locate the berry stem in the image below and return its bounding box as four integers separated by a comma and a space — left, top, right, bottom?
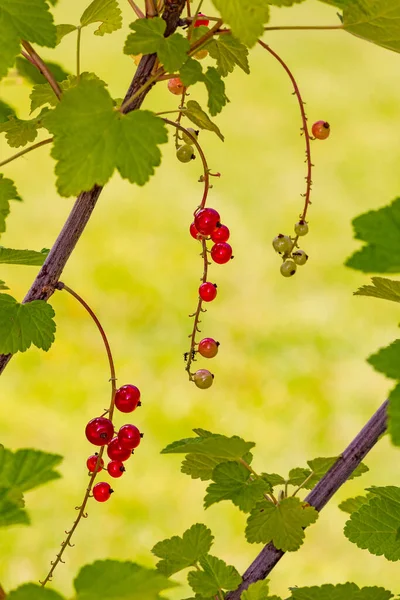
126, 0, 145, 18
21, 40, 62, 101
186, 0, 191, 18
0, 138, 53, 168
291, 470, 315, 497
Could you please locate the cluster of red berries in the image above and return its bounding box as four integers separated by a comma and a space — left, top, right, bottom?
85, 384, 143, 502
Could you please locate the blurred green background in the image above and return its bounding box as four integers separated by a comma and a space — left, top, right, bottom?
1, 0, 400, 597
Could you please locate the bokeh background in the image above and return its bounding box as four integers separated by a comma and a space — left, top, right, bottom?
1, 0, 400, 597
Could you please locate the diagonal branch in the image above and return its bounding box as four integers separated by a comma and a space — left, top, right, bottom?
225, 399, 388, 599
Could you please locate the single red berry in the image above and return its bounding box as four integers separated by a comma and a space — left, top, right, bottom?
311, 120, 330, 140
118, 424, 143, 450
115, 384, 141, 413
190, 222, 201, 240
194, 208, 220, 236
93, 482, 113, 502
194, 13, 209, 27
198, 338, 220, 359
85, 417, 114, 446
86, 454, 104, 473
107, 460, 126, 478
168, 77, 185, 95
211, 242, 233, 264
107, 437, 133, 462
199, 282, 217, 302
211, 225, 230, 243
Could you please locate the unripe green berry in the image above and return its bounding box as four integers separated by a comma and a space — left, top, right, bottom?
272, 234, 292, 254
293, 250, 308, 266
177, 144, 195, 163
193, 369, 214, 389
280, 259, 297, 277
182, 128, 199, 145
294, 220, 309, 236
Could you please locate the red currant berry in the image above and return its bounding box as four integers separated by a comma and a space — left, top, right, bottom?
194, 13, 209, 27
107, 437, 133, 462
118, 424, 143, 450
294, 220, 309, 236
93, 482, 113, 502
86, 454, 104, 473
272, 234, 292, 254
211, 225, 230, 243
198, 338, 219, 359
190, 222, 201, 240
193, 369, 214, 389
199, 282, 217, 302
183, 128, 199, 145
293, 250, 308, 266
177, 144, 195, 163
107, 460, 125, 478
194, 208, 220, 236
211, 242, 233, 264
85, 417, 114, 446
280, 259, 297, 277
168, 77, 185, 95
115, 384, 141, 413
311, 120, 330, 140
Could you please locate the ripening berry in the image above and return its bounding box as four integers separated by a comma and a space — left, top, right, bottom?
107, 460, 125, 478
312, 120, 330, 140
199, 282, 217, 302
93, 482, 113, 502
198, 338, 219, 359
293, 250, 308, 266
272, 234, 292, 254
190, 222, 202, 240
168, 77, 185, 95
211, 225, 230, 243
177, 144, 195, 163
107, 437, 132, 462
86, 454, 104, 473
294, 220, 309, 236
194, 49, 209, 60
193, 369, 214, 389
194, 13, 210, 27
182, 128, 199, 145
211, 242, 233, 264
194, 208, 220, 235
85, 417, 114, 446
118, 424, 143, 450
280, 259, 297, 277
115, 384, 141, 413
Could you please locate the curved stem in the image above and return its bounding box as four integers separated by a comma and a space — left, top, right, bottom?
76, 27, 82, 80
218, 24, 343, 35
0, 138, 53, 168
21, 40, 62, 100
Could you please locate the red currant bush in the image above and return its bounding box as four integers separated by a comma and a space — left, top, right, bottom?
280, 259, 297, 277
85, 417, 114, 446
199, 282, 217, 302
293, 250, 308, 265
211, 242, 233, 264
312, 120, 330, 140
211, 225, 230, 243
86, 454, 104, 473
107, 460, 126, 478
273, 234, 293, 254
93, 482, 113, 502
115, 384, 141, 413
118, 424, 143, 450
167, 77, 185, 95
198, 338, 220, 359
177, 145, 195, 163
194, 208, 220, 236
194, 13, 209, 27
294, 220, 309, 236
193, 369, 214, 389
107, 437, 133, 461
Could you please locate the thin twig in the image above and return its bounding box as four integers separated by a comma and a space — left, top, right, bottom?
127, 0, 145, 18
218, 24, 343, 35
21, 40, 62, 100
76, 27, 82, 80
0, 138, 53, 168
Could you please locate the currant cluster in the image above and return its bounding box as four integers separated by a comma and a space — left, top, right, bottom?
85, 384, 143, 502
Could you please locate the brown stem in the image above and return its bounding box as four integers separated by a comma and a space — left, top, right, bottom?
0, 584, 6, 600
145, 0, 158, 17
127, 0, 145, 18
21, 40, 62, 100
225, 400, 388, 599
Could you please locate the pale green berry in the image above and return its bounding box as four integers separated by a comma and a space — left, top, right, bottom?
177, 144, 195, 163
293, 250, 308, 266
182, 128, 199, 145
193, 369, 214, 389
272, 234, 292, 254
280, 259, 297, 277
294, 220, 309, 236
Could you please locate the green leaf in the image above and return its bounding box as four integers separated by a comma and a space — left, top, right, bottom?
241, 580, 270, 600
354, 276, 400, 303
344, 486, 400, 560
338, 495, 371, 514
207, 34, 250, 77
288, 458, 368, 490
0, 280, 8, 290
30, 72, 100, 113
260, 473, 286, 488
0, 247, 48, 265
180, 58, 204, 86
368, 340, 400, 379
388, 383, 400, 446
184, 100, 224, 141
0, 0, 57, 80
44, 78, 168, 196
152, 523, 214, 577
181, 453, 223, 481
7, 583, 65, 600
0, 448, 62, 492
74, 560, 176, 599
15, 57, 69, 85
56, 24, 77, 44
187, 554, 241, 597
211, 0, 270, 47
124, 17, 190, 72
245, 497, 318, 551
290, 583, 393, 600
0, 487, 29, 527
162, 431, 255, 461
0, 98, 15, 123
80, 0, 122, 36
204, 461, 271, 512
287, 467, 311, 487
203, 67, 229, 116
0, 175, 21, 238
0, 109, 49, 148
346, 198, 400, 273
0, 293, 56, 354
267, 0, 306, 5
344, 1, 400, 55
